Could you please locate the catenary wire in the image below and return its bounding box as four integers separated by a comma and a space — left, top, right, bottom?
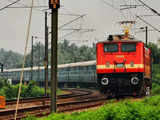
0, 0, 23, 11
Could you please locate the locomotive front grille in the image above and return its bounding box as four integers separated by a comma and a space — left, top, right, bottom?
99, 73, 143, 96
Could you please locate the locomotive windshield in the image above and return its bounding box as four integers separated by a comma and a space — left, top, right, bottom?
104, 44, 118, 52
121, 43, 136, 52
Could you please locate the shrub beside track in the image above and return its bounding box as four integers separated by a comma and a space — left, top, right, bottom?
24, 95, 160, 120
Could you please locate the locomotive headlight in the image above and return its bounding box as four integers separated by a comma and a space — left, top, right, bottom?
130, 61, 134, 67
131, 77, 139, 85
101, 77, 109, 85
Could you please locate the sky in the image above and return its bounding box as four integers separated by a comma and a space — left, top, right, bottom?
0, 0, 160, 54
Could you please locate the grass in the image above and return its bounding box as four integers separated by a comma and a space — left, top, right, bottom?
23, 95, 160, 120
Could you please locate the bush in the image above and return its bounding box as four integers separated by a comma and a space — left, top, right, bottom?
152, 83, 160, 95
0, 79, 62, 100
0, 80, 44, 100
0, 78, 9, 88
23, 95, 160, 120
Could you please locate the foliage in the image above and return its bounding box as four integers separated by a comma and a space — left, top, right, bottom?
0, 48, 23, 69
52, 40, 96, 65
0, 79, 62, 100
0, 78, 9, 88
24, 40, 96, 67
23, 95, 160, 120
0, 81, 45, 100
152, 83, 160, 95
152, 64, 160, 85
148, 42, 160, 64
25, 42, 45, 67
151, 64, 160, 95
0, 40, 96, 68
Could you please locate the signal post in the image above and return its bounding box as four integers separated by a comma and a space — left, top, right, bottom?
49, 0, 60, 113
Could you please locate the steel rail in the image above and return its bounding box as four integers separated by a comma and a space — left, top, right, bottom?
0, 90, 107, 120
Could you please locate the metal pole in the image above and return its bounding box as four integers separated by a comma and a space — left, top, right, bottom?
45, 12, 49, 96
38, 42, 40, 82
51, 8, 58, 112
146, 26, 148, 47
31, 36, 33, 81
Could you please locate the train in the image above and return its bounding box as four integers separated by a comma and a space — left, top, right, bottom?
0, 33, 152, 98
0, 61, 97, 88
96, 34, 152, 97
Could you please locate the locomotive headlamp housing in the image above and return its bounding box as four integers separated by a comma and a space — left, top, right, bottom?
101, 77, 109, 85
131, 77, 139, 85
130, 61, 134, 67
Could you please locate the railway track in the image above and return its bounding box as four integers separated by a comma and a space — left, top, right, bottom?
6, 89, 91, 106
0, 89, 107, 120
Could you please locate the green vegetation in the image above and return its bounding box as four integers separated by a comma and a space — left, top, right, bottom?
56, 40, 96, 64
0, 48, 23, 69
148, 42, 160, 64
25, 40, 96, 66
152, 64, 160, 84
0, 80, 61, 100
23, 95, 160, 120
0, 40, 96, 69
151, 64, 160, 95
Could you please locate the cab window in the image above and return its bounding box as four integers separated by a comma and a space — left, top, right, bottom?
104, 44, 118, 52
121, 43, 136, 52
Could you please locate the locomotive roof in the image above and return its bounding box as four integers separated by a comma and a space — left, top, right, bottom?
97, 40, 143, 44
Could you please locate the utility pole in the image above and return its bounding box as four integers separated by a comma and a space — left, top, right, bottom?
140, 26, 148, 47
0, 63, 3, 73
44, 12, 49, 96
31, 36, 33, 81
38, 41, 40, 82
146, 26, 148, 47
49, 0, 60, 113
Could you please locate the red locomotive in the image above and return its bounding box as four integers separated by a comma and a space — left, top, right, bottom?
96, 34, 152, 97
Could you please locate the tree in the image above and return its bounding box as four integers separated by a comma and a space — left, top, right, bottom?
25, 42, 45, 67
148, 42, 160, 64
0, 49, 23, 69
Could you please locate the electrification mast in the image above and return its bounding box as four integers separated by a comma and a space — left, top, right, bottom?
49, 0, 60, 113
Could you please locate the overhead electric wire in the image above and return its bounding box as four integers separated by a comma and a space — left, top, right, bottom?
60, 13, 84, 17
101, 0, 160, 39
122, 0, 135, 21
59, 14, 86, 29
138, 0, 160, 16
134, 0, 160, 34
138, 14, 158, 17
101, 0, 128, 22
0, 0, 22, 11
8, 6, 48, 8
101, 0, 120, 12
136, 15, 160, 32
7, 0, 26, 7
6, 0, 47, 12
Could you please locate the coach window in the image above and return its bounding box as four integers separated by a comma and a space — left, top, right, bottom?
104, 44, 118, 52
121, 43, 136, 52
